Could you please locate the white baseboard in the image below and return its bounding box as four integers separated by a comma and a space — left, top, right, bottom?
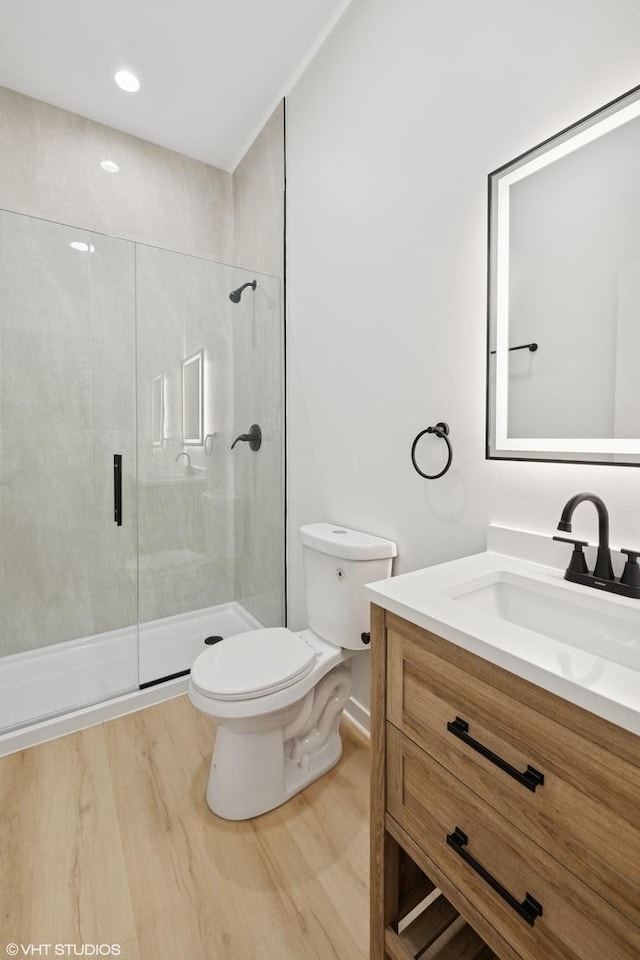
344, 695, 370, 738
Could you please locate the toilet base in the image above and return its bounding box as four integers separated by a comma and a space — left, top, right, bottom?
204, 664, 351, 820
205, 726, 344, 820
284, 729, 343, 802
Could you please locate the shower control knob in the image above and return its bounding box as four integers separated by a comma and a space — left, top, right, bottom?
230, 423, 262, 451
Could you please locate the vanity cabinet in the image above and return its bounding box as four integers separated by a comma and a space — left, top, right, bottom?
370, 605, 640, 960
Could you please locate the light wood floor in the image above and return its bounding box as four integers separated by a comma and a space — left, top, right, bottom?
0, 696, 371, 959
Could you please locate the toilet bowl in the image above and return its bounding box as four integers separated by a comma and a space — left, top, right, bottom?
189, 523, 396, 820
190, 628, 353, 819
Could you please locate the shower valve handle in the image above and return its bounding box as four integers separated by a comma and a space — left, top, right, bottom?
230, 424, 262, 451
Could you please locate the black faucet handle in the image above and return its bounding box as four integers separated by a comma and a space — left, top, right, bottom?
621, 548, 640, 561
552, 535, 589, 575
553, 535, 589, 548
620, 549, 640, 589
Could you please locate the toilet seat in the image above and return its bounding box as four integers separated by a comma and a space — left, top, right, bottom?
191, 628, 316, 701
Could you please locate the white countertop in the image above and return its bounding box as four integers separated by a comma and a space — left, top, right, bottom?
366, 549, 640, 736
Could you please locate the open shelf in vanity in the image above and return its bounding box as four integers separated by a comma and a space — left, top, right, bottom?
379, 836, 498, 959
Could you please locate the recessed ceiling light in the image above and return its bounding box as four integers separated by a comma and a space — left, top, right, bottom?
100, 159, 120, 173
70, 241, 95, 253
114, 69, 140, 93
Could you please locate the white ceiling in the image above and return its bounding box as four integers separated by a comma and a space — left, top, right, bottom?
0, 0, 351, 171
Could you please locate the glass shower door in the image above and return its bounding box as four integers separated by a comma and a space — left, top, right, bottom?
0, 210, 138, 732
136, 245, 239, 683
135, 246, 285, 684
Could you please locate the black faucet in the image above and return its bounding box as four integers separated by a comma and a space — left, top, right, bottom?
553, 493, 640, 599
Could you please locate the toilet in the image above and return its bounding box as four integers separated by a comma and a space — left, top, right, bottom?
188, 522, 397, 820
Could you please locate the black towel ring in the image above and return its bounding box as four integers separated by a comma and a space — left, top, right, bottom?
411, 422, 453, 480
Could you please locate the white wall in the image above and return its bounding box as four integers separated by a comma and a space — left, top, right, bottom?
286, 0, 640, 711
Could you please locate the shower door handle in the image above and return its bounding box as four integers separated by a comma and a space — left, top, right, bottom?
113, 454, 122, 526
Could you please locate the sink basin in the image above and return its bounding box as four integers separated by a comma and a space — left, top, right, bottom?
447, 571, 639, 671
365, 547, 640, 734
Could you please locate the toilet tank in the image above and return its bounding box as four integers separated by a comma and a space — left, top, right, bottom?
300, 523, 397, 650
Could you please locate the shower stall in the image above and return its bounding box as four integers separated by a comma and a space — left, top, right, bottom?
0, 208, 284, 736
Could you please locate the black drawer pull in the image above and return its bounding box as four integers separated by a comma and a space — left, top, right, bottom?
447, 827, 543, 927
447, 716, 544, 792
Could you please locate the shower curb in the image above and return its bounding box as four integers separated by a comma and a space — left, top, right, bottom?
0, 675, 189, 758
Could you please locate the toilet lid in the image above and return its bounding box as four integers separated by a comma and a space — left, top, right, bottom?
191, 628, 317, 701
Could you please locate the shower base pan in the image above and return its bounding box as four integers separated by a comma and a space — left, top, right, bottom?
0, 601, 262, 755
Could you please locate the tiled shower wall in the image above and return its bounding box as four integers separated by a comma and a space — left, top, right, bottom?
0, 86, 233, 260
0, 85, 284, 650
232, 102, 285, 628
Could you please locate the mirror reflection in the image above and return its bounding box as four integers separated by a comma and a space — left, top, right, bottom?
151, 372, 165, 447
182, 349, 204, 445
487, 83, 640, 465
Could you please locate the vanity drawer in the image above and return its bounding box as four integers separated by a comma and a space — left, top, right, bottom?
386, 622, 640, 927
386, 725, 640, 960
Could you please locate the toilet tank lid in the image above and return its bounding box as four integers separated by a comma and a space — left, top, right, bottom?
300, 523, 397, 560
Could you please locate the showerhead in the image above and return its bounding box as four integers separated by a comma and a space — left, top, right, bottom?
229, 280, 257, 303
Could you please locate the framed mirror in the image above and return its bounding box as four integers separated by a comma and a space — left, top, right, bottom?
487, 83, 640, 466
181, 349, 204, 446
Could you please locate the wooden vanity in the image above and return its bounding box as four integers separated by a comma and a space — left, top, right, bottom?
370, 605, 640, 960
